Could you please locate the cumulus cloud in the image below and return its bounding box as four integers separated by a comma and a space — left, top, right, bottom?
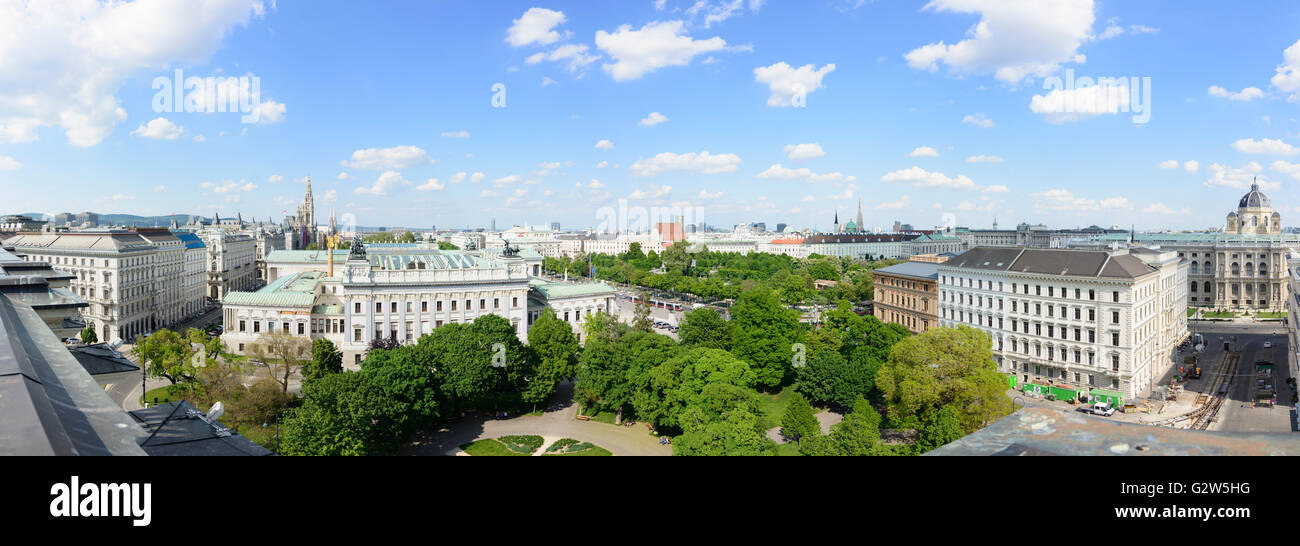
962, 113, 995, 128
1032, 188, 1132, 214
1184, 160, 1200, 173
1231, 138, 1299, 156
1208, 86, 1264, 102
1272, 160, 1300, 182
200, 179, 258, 203
966, 154, 1004, 163
640, 112, 669, 127
595, 139, 615, 150
881, 167, 978, 190
907, 146, 939, 158
343, 145, 434, 170
1203, 162, 1277, 190
268, 174, 284, 183
130, 117, 183, 140
630, 151, 741, 176
416, 178, 444, 191
441, 130, 470, 138
1029, 83, 1130, 122
595, 20, 726, 81
0, 156, 21, 171
354, 171, 410, 196
525, 43, 600, 73
1157, 160, 1180, 169
0, 0, 265, 146
783, 143, 826, 161
754, 62, 836, 107
904, 0, 1095, 84
506, 7, 569, 47
698, 189, 725, 199
1272, 38, 1300, 102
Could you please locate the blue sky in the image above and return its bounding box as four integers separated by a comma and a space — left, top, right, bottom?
3, 0, 1300, 232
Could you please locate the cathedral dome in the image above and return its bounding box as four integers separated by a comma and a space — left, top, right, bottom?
1239, 183, 1271, 209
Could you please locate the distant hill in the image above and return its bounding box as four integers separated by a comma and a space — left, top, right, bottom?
15, 213, 207, 227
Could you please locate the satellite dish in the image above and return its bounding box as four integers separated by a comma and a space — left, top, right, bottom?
109, 338, 123, 349
206, 401, 224, 423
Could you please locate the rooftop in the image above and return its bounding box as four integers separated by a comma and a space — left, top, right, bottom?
222, 271, 325, 308
129, 401, 276, 456
873, 261, 939, 280
529, 278, 618, 299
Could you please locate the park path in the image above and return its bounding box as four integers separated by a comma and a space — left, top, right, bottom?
399, 381, 671, 456
766, 410, 844, 444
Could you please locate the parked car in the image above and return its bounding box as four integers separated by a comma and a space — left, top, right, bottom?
1079, 401, 1115, 417
1264, 340, 1273, 349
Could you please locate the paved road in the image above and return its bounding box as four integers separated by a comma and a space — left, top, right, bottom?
399, 381, 671, 456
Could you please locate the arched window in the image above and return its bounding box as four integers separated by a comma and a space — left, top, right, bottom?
1190, 282, 1198, 292
1189, 261, 1199, 275
1231, 262, 1240, 275
1203, 281, 1211, 293
1245, 262, 1255, 276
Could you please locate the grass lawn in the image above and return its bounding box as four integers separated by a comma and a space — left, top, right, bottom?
757, 386, 827, 431
142, 384, 189, 406
1257, 311, 1287, 319
1201, 311, 1237, 319
774, 442, 802, 456
578, 407, 619, 425
459, 438, 530, 456
542, 438, 612, 456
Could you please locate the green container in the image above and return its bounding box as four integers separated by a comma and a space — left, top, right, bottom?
1088, 389, 1124, 409
1007, 374, 1019, 389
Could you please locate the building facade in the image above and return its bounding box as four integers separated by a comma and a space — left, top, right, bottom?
872, 261, 939, 333
937, 247, 1188, 400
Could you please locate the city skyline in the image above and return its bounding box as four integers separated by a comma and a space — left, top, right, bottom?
3, 1, 1300, 231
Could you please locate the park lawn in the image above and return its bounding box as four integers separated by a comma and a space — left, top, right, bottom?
578, 407, 619, 425
758, 387, 797, 430
142, 383, 189, 406
1257, 311, 1287, 319
774, 442, 802, 456
1202, 311, 1237, 318
460, 438, 530, 456
543, 446, 613, 456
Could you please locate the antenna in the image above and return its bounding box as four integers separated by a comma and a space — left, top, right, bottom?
206, 401, 224, 423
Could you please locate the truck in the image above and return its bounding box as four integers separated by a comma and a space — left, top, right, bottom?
1078, 401, 1115, 417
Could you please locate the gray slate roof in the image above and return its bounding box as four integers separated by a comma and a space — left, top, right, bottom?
873, 261, 939, 280
945, 247, 1156, 280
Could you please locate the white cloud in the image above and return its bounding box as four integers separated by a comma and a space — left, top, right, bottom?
448, 172, 467, 184
506, 8, 568, 47
480, 189, 501, 198
1032, 188, 1131, 214
698, 189, 725, 199
640, 112, 669, 127
526, 43, 599, 73
596, 161, 609, 169
441, 131, 470, 138
1231, 138, 1299, 156
904, 0, 1095, 84
200, 179, 258, 203
754, 62, 836, 107
354, 171, 410, 196
1272, 38, 1300, 102
907, 146, 939, 158
782, 143, 826, 161
756, 164, 813, 180
337, 172, 352, 181
268, 174, 284, 183
881, 166, 978, 190
343, 145, 434, 170
1184, 160, 1200, 173
596, 20, 726, 81
0, 156, 21, 171
630, 151, 741, 176
962, 113, 995, 128
983, 184, 1009, 193
1208, 86, 1264, 102
493, 174, 522, 185
0, 0, 264, 146
1142, 203, 1175, 214
966, 154, 1004, 163
595, 139, 615, 150
956, 200, 995, 212
541, 76, 557, 87
416, 178, 444, 191
470, 172, 486, 183
251, 99, 286, 124
130, 117, 183, 140
1271, 160, 1300, 182
628, 184, 672, 200
876, 195, 911, 210
1203, 162, 1277, 190
1157, 160, 1180, 169
1029, 84, 1130, 122
687, 0, 760, 28
193, 134, 206, 143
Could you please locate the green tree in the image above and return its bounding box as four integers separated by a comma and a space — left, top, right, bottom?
795, 349, 876, 409
875, 325, 1013, 433
246, 331, 312, 395
781, 392, 820, 445
918, 404, 966, 453
305, 338, 344, 383
397, 231, 417, 243
631, 291, 653, 333
677, 307, 731, 351
132, 329, 197, 386
826, 396, 888, 456
524, 308, 580, 409
80, 326, 97, 344
673, 383, 774, 456
438, 241, 459, 250
729, 286, 801, 390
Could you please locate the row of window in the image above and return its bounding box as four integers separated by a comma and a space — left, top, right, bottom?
353, 297, 520, 314
942, 276, 1122, 303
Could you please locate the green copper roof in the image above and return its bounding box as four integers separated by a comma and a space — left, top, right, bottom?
529, 278, 617, 299
222, 271, 321, 308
